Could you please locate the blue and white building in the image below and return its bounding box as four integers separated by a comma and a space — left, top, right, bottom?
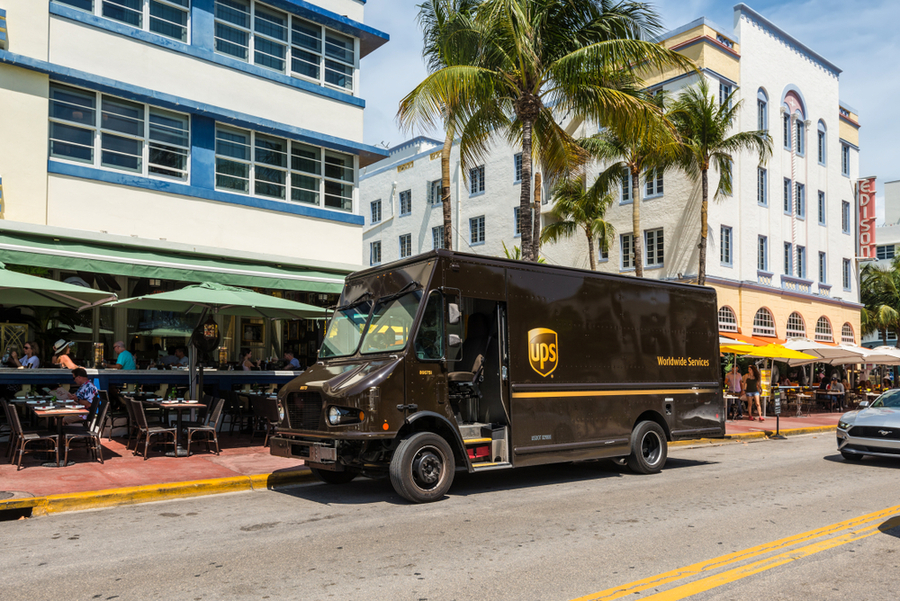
0, 0, 388, 364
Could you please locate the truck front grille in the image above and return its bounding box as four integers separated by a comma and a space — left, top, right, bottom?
286, 392, 323, 430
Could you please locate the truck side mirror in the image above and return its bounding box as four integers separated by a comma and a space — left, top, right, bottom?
448, 334, 461, 348
448, 303, 461, 325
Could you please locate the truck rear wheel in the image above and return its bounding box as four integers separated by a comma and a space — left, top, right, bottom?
390, 432, 455, 503
627, 421, 667, 474
310, 467, 358, 484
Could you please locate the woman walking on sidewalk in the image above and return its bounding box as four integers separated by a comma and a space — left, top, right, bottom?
744, 364, 764, 421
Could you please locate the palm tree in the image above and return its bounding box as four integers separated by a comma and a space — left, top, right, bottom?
861, 259, 900, 347
670, 78, 772, 286
581, 92, 677, 277
541, 174, 616, 270
399, 0, 694, 262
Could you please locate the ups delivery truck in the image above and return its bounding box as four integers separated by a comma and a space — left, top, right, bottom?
270, 250, 724, 502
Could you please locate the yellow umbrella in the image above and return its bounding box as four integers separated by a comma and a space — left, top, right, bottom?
737, 344, 817, 361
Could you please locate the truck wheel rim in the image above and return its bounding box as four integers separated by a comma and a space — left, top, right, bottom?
412, 447, 443, 488
641, 431, 662, 465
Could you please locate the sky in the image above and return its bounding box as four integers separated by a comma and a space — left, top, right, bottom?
359, 0, 900, 221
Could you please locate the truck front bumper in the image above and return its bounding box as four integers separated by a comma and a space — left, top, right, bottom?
270, 435, 337, 464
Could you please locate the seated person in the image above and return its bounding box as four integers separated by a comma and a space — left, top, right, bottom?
105, 341, 136, 370
174, 347, 189, 367
65, 368, 100, 423
52, 339, 80, 369
12, 341, 41, 368
283, 351, 301, 370
827, 375, 845, 410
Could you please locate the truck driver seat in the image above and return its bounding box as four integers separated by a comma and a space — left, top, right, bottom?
448, 313, 492, 422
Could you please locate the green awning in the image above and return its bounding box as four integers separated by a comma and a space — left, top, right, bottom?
0, 231, 348, 293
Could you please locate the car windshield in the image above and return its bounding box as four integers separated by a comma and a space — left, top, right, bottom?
319, 301, 373, 359
360, 290, 423, 354
872, 390, 900, 408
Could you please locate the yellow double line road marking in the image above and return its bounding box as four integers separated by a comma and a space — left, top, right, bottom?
572, 504, 900, 601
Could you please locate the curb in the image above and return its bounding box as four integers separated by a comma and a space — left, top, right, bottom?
671, 424, 836, 447
0, 467, 316, 517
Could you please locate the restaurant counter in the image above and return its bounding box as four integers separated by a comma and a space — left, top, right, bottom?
0, 368, 303, 391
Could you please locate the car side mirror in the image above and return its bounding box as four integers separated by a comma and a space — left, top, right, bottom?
858, 400, 869, 408
448, 334, 461, 348
448, 303, 460, 325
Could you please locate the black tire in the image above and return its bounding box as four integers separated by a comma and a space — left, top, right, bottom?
310, 466, 358, 484
627, 420, 667, 474
389, 432, 456, 503
841, 451, 864, 461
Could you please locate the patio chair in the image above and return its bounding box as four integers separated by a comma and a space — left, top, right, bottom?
101, 389, 130, 440
130, 399, 177, 460
63, 397, 108, 465
186, 396, 225, 456
222, 391, 252, 435
2, 399, 59, 469
250, 395, 281, 447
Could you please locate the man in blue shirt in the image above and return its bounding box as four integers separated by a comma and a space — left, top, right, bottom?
107, 341, 136, 370
284, 351, 301, 370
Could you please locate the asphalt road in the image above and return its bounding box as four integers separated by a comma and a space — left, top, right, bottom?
1, 433, 898, 601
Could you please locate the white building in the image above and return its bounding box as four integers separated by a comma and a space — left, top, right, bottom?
361, 3, 862, 347
0, 0, 388, 365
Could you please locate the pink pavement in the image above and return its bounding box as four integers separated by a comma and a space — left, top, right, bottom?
724, 411, 842, 437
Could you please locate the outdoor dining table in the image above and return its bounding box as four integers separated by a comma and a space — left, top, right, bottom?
32, 402, 88, 466
142, 398, 205, 457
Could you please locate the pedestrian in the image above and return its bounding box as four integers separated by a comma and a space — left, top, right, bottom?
725, 364, 744, 419
743, 364, 763, 421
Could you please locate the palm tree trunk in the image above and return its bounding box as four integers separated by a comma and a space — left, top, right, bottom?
519, 120, 534, 262
532, 171, 542, 261
698, 168, 709, 286
586, 228, 596, 270
631, 166, 643, 277
441, 133, 452, 250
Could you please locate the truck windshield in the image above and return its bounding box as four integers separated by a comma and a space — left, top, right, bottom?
360, 290, 423, 354
319, 301, 373, 359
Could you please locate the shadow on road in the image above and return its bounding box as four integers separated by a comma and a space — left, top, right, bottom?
823, 453, 900, 470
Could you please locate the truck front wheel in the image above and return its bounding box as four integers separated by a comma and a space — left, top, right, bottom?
627, 421, 667, 474
390, 432, 455, 503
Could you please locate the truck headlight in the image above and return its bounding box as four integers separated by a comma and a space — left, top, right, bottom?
276, 399, 285, 423
327, 406, 364, 426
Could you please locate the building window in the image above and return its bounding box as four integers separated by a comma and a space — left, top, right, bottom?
815, 316, 833, 343
841, 323, 855, 344
620, 168, 632, 204
399, 189, 411, 216
795, 119, 805, 155
514, 207, 521, 236
784, 242, 793, 276
514, 153, 523, 183
819, 251, 826, 283
720, 225, 732, 266
428, 179, 442, 205
719, 81, 732, 107
399, 233, 412, 258
757, 168, 767, 206
214, 124, 354, 211
757, 89, 768, 131
817, 121, 826, 165
49, 83, 190, 181
786, 312, 806, 338
753, 307, 776, 337
818, 191, 826, 225
841, 144, 850, 176
645, 168, 663, 197
783, 113, 791, 150
56, 0, 191, 42
369, 240, 381, 265
795, 182, 805, 218
214, 0, 356, 91
469, 215, 485, 245
432, 226, 444, 250
842, 258, 851, 290
797, 245, 806, 279
877, 245, 896, 260
469, 165, 485, 195
370, 199, 381, 224
758, 235, 768, 271
718, 306, 738, 332
645, 229, 664, 268
621, 233, 634, 270
841, 201, 850, 234
783, 178, 792, 214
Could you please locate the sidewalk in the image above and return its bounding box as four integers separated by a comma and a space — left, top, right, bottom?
1, 413, 841, 516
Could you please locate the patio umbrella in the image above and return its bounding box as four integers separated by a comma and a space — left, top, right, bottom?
859, 346, 900, 365
0, 262, 117, 310
783, 338, 868, 366
102, 282, 330, 397
737, 344, 817, 361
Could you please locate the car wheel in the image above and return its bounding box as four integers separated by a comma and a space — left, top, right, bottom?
310, 467, 359, 484
390, 432, 455, 503
627, 420, 667, 474
840, 451, 864, 462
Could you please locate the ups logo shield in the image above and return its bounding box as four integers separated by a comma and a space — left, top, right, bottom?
528, 328, 558, 377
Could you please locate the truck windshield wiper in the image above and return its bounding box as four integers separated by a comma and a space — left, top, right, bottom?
375, 281, 421, 306
333, 291, 373, 312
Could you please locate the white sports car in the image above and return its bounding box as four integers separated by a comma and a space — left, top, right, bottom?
836, 390, 900, 461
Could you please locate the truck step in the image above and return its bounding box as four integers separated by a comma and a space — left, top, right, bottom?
463, 437, 492, 445
471, 461, 512, 472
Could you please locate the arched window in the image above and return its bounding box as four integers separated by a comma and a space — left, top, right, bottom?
786, 312, 806, 338
815, 317, 833, 342
757, 89, 768, 131
841, 323, 855, 345
753, 308, 776, 337
718, 306, 738, 332
817, 120, 827, 165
